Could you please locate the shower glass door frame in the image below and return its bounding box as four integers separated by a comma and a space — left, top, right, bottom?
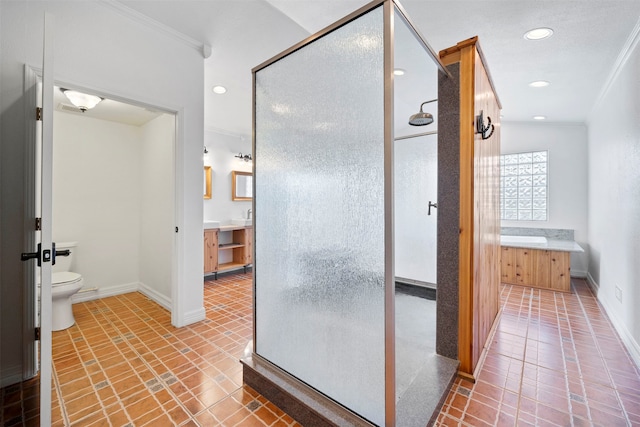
252, 1, 449, 424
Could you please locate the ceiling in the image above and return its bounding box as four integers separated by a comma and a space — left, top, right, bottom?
103, 0, 639, 137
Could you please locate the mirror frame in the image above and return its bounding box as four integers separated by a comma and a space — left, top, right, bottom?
232, 170, 252, 201
204, 166, 212, 199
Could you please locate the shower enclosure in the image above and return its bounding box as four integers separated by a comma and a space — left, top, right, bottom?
247, 1, 455, 425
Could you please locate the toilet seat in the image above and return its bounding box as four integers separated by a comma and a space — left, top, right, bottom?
52, 271, 82, 286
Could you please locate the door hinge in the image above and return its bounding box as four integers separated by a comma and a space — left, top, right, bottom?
36, 107, 43, 121
35, 217, 42, 231
35, 327, 40, 341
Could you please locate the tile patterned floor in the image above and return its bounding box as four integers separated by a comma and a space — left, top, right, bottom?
2, 275, 640, 426
1, 272, 300, 427
435, 278, 640, 426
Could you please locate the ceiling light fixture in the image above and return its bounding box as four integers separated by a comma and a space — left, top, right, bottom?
393, 68, 405, 76
524, 27, 554, 41
212, 85, 227, 94
533, 115, 546, 120
61, 88, 103, 112
529, 80, 550, 87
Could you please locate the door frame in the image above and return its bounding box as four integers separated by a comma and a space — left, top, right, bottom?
46, 79, 182, 317
23, 68, 184, 420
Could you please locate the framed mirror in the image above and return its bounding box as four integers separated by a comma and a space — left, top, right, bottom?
204, 166, 212, 199
232, 170, 252, 201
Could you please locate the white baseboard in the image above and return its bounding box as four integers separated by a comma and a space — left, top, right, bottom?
0, 365, 24, 388
71, 281, 139, 303
571, 270, 588, 279
138, 282, 171, 311
180, 307, 206, 327
69, 281, 204, 327
586, 272, 600, 295
587, 274, 640, 370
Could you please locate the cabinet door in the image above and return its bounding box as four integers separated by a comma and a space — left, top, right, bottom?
501, 246, 517, 284
246, 227, 253, 265
533, 250, 551, 288
516, 248, 534, 286
232, 228, 253, 265
550, 251, 570, 292
204, 230, 219, 273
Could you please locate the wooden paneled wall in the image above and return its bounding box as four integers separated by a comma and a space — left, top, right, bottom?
440, 37, 501, 378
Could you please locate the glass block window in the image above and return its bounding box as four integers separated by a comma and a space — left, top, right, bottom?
500, 150, 548, 221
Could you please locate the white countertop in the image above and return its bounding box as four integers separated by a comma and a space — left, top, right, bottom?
501, 236, 584, 253
204, 221, 252, 231
218, 224, 252, 231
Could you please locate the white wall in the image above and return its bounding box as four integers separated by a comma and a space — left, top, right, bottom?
52, 112, 142, 297
139, 114, 175, 306
1, 0, 204, 385
587, 23, 640, 365
203, 129, 252, 223
501, 122, 589, 276
394, 133, 437, 284
54, 112, 175, 308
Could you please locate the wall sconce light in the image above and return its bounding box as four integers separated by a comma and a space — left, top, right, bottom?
204, 146, 209, 154
61, 88, 103, 112
235, 153, 252, 162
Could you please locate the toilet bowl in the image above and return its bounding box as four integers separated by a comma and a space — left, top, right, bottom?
51, 242, 84, 331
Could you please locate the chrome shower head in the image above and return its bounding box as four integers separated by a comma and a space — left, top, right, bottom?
409, 99, 437, 126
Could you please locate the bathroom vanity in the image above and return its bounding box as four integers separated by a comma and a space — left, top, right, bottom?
204, 224, 253, 278
500, 230, 583, 292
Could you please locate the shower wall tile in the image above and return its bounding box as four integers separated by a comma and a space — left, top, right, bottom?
436, 62, 461, 360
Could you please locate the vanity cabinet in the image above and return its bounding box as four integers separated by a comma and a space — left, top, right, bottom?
501, 246, 570, 292
218, 227, 253, 272
204, 226, 253, 278
204, 229, 219, 274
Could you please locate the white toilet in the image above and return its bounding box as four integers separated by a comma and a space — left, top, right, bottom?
51, 241, 84, 331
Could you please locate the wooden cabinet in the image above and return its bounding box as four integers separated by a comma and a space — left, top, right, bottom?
219, 227, 252, 272
500, 246, 516, 284
204, 229, 219, 274
501, 246, 570, 292
204, 226, 253, 278
549, 251, 570, 291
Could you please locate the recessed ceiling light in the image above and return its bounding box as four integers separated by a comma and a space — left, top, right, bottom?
533, 115, 546, 120
524, 27, 554, 40
393, 68, 405, 76
212, 85, 227, 94
529, 80, 550, 88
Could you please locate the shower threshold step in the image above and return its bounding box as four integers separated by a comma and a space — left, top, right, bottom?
395, 280, 436, 300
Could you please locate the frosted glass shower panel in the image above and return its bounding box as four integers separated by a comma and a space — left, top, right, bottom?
254, 6, 385, 425
393, 8, 439, 139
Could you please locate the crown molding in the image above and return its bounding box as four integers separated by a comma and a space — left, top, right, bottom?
98, 0, 211, 58
589, 16, 640, 120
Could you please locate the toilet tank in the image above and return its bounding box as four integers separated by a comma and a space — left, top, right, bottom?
52, 241, 77, 273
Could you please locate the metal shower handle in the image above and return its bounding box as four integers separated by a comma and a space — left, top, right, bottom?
428, 201, 438, 216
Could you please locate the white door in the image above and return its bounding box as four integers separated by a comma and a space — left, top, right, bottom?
21, 14, 54, 427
